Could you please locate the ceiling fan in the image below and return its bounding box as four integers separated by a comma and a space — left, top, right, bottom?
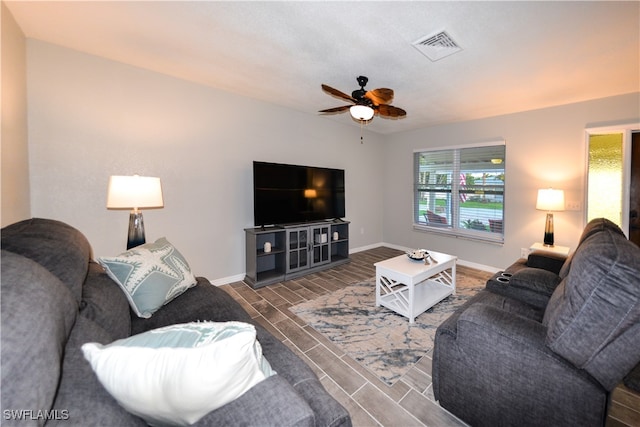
319, 76, 407, 122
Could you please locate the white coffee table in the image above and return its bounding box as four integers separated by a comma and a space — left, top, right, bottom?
374, 251, 457, 323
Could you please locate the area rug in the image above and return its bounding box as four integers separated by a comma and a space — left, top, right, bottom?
289, 270, 488, 385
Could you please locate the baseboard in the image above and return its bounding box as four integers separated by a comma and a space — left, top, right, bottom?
456, 259, 501, 273
349, 242, 386, 253
353, 242, 500, 273
208, 273, 245, 287
217, 242, 499, 287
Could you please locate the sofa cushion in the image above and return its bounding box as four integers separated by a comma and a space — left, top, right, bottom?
543, 225, 640, 389
50, 315, 147, 427
558, 217, 625, 279
79, 261, 131, 339
130, 278, 252, 335
509, 268, 561, 295
98, 237, 197, 318
1, 251, 77, 417
1, 218, 91, 302
196, 375, 315, 427
82, 321, 276, 426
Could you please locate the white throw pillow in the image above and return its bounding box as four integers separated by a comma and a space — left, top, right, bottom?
82, 321, 276, 426
98, 237, 197, 318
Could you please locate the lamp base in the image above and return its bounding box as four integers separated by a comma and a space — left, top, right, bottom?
127, 211, 146, 250
543, 212, 554, 247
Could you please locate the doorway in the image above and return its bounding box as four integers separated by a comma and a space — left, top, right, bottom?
586, 124, 640, 242
630, 131, 640, 246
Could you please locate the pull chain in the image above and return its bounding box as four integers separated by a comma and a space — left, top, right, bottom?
360, 119, 364, 144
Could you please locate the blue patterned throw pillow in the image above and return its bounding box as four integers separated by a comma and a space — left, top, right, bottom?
98, 237, 197, 318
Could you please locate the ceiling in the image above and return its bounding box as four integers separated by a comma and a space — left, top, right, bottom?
6, 1, 640, 135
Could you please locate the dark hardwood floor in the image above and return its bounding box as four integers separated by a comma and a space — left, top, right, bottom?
219, 246, 640, 427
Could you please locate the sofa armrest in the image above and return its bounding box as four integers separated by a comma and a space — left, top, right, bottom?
526, 250, 567, 274
456, 302, 548, 348
195, 375, 315, 427
486, 267, 561, 309
433, 302, 608, 427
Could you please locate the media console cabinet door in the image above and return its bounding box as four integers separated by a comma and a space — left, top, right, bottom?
311, 224, 331, 267
287, 227, 309, 273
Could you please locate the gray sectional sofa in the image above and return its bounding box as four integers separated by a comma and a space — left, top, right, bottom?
433, 218, 640, 426
1, 218, 351, 426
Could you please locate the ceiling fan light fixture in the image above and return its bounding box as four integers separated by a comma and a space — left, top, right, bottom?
350, 104, 374, 121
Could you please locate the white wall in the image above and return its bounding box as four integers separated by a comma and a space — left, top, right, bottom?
22, 40, 640, 280
382, 93, 640, 269
1, 2, 30, 226
26, 40, 385, 282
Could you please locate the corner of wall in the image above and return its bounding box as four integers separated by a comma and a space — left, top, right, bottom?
1, 2, 31, 226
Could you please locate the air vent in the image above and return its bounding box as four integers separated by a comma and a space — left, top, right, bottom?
412, 31, 462, 61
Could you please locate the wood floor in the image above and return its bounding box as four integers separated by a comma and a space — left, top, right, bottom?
219, 246, 640, 427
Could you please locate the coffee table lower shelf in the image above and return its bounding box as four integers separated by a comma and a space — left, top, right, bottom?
378, 279, 454, 322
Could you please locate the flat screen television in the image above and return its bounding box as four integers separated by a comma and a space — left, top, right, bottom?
253, 161, 346, 226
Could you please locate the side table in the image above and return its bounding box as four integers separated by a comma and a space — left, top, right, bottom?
529, 242, 570, 257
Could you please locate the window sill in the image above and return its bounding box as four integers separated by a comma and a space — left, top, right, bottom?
412, 223, 504, 245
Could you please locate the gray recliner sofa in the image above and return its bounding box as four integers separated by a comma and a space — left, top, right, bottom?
432, 218, 640, 426
1, 218, 351, 427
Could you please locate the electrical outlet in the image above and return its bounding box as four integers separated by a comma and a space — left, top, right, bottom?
566, 201, 582, 211
520, 248, 530, 259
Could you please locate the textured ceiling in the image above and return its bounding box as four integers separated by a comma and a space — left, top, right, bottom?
6, 1, 640, 134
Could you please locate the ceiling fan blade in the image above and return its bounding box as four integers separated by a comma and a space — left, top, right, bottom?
321, 84, 356, 103
376, 104, 407, 118
318, 105, 351, 114
365, 88, 394, 106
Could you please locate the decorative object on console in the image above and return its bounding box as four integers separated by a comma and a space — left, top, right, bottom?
536, 188, 565, 246
107, 175, 164, 249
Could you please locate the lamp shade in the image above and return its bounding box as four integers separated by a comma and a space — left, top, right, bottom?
107, 175, 164, 210
350, 105, 374, 121
536, 188, 565, 211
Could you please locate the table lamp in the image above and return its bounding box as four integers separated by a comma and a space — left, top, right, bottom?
107, 175, 164, 249
536, 188, 565, 247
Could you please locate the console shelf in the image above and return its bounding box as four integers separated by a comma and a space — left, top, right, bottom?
245, 221, 350, 288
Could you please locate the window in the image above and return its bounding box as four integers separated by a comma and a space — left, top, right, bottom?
587, 133, 623, 228
414, 142, 506, 242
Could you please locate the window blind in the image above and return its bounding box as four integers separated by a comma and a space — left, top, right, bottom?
414, 143, 505, 242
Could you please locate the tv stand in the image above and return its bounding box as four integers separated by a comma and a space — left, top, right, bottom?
244, 220, 350, 288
